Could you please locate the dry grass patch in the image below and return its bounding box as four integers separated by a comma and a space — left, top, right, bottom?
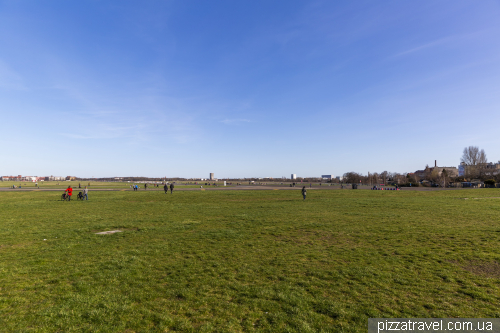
459, 260, 500, 278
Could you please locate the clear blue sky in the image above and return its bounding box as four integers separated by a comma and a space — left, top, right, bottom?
1, 1, 499, 178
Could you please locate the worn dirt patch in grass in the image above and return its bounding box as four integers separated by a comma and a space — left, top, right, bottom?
453, 260, 500, 278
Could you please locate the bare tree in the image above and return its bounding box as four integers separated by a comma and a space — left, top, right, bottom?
411, 173, 419, 183
442, 169, 448, 187
461, 146, 487, 179
430, 168, 440, 184
478, 149, 488, 178
381, 171, 388, 184
423, 165, 431, 181
391, 172, 405, 185
461, 146, 479, 166
478, 149, 487, 164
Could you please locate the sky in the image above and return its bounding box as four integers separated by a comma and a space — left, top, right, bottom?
1, 0, 499, 178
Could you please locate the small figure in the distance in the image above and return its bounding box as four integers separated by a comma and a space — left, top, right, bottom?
301, 186, 307, 200
65, 186, 73, 201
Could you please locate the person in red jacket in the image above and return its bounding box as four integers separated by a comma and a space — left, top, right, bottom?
65, 186, 73, 201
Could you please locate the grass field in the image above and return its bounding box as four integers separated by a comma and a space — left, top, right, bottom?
1, 189, 499, 332
1, 181, 148, 189
0, 181, 229, 190
0, 181, 342, 190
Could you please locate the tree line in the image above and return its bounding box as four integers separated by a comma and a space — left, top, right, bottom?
342, 171, 410, 186
342, 146, 498, 187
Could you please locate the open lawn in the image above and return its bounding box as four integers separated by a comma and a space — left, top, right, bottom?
1, 189, 499, 332
0, 181, 223, 190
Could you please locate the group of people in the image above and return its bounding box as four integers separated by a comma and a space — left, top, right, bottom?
130, 183, 174, 193
61, 183, 307, 201
64, 186, 88, 201
164, 183, 174, 194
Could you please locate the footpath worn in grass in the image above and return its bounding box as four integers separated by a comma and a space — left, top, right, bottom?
1, 189, 499, 332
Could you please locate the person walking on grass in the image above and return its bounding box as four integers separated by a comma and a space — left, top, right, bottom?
164, 183, 168, 194
301, 186, 307, 200
65, 186, 73, 201
83, 186, 88, 200
170, 183, 174, 194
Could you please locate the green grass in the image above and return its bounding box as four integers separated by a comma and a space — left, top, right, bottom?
1, 189, 499, 332
0, 180, 227, 190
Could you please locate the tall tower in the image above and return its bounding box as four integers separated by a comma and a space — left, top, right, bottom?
210, 173, 214, 180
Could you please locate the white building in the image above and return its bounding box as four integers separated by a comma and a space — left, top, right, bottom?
291, 174, 297, 180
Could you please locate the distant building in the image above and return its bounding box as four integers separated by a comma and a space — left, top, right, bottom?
458, 163, 465, 177
485, 162, 500, 173
414, 170, 426, 179
427, 166, 458, 178
210, 173, 214, 180
47, 176, 64, 181
1, 175, 22, 181
291, 174, 297, 180
415, 161, 458, 179
459, 161, 500, 177
321, 175, 334, 179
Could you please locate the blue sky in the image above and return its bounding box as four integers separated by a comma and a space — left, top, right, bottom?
1, 1, 499, 178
